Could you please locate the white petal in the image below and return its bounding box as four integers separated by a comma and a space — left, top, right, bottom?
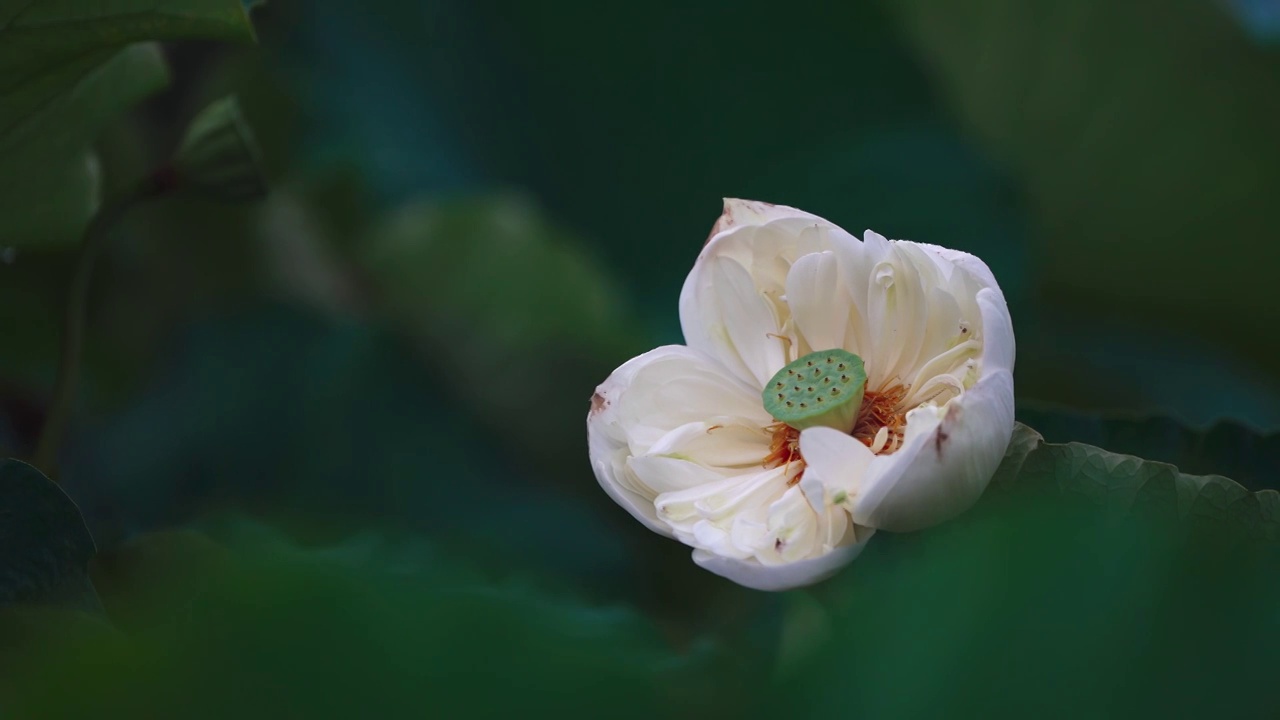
785, 251, 850, 353
828, 230, 874, 357
704, 198, 834, 245
587, 345, 766, 537
851, 369, 1016, 532
679, 253, 789, 388
692, 519, 753, 560
587, 425, 672, 538
628, 454, 728, 495
644, 420, 772, 470
977, 286, 1015, 374
691, 529, 874, 592
913, 241, 1003, 295
655, 467, 782, 525
908, 285, 963, 379
798, 427, 877, 502
595, 345, 767, 455
864, 244, 929, 388
709, 256, 788, 386
683, 201, 855, 387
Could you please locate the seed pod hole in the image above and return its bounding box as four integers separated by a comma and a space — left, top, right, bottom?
761, 349, 867, 432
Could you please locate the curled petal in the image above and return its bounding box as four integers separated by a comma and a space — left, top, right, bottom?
592, 200, 1017, 590
682, 201, 859, 387
798, 426, 877, 504
704, 198, 833, 244
851, 369, 1016, 532
587, 345, 765, 537
914, 241, 1004, 296
977, 286, 1015, 374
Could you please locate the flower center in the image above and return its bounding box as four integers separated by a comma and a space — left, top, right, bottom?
763, 422, 805, 485
761, 349, 867, 433
760, 351, 912, 481
852, 383, 909, 454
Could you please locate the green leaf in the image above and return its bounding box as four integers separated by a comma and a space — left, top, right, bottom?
1018, 404, 1280, 493
884, 0, 1280, 369
0, 459, 99, 612
3, 521, 718, 719
0, 0, 256, 247
770, 423, 1280, 717
0, 42, 166, 247
356, 195, 650, 467
0, 0, 253, 129
993, 422, 1279, 540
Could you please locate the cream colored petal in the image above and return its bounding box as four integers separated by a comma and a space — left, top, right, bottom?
628, 454, 730, 495
593, 345, 767, 456
684, 201, 855, 387
704, 198, 834, 244
851, 369, 1016, 532
913, 241, 1003, 295
977, 286, 1016, 374
588, 345, 765, 537
864, 244, 929, 389
654, 467, 784, 526
785, 251, 850, 354
756, 486, 824, 565
691, 528, 874, 592
798, 426, 877, 503
587, 424, 672, 538
679, 252, 788, 388
644, 420, 772, 470
708, 256, 789, 386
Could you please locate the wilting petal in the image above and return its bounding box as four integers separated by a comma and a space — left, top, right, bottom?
704, 198, 834, 244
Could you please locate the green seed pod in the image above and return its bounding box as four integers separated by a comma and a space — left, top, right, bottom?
761, 349, 867, 433
171, 95, 267, 202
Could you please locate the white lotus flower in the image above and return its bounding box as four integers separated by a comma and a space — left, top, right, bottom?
587, 199, 1015, 591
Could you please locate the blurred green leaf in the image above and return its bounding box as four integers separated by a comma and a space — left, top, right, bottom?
3, 519, 718, 719
773, 423, 1280, 718
0, 459, 99, 612
0, 42, 166, 247
356, 195, 650, 468
0, 0, 252, 124
0, 0, 256, 247
884, 0, 1280, 371
1018, 404, 1280, 492
60, 303, 646, 594
994, 423, 1278, 538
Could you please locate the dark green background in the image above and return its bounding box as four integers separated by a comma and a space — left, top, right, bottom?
2, 1, 1279, 717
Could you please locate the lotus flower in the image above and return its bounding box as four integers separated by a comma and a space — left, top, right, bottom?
587, 200, 1015, 591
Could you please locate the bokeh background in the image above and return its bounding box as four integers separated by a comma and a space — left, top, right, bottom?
2, 1, 1280, 717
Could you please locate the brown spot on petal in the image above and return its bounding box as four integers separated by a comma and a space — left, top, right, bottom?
704, 198, 779, 246
934, 428, 949, 456
590, 391, 608, 417
934, 403, 963, 456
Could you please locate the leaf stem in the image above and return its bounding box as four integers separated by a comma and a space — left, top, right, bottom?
32, 169, 175, 477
